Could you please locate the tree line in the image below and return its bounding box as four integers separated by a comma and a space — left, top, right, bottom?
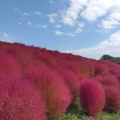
101, 55, 120, 64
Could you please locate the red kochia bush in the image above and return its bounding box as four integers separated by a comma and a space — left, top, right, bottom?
94, 61, 109, 75
0, 74, 47, 120
103, 85, 120, 112
80, 80, 105, 116
0, 52, 22, 75
56, 66, 80, 101
24, 62, 71, 118
95, 73, 120, 88
6, 45, 31, 66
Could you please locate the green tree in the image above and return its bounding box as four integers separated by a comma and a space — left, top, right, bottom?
101, 55, 120, 64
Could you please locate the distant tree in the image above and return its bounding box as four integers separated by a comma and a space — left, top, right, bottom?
101, 55, 114, 61
101, 54, 120, 64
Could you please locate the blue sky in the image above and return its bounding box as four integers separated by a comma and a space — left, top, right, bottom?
0, 0, 120, 59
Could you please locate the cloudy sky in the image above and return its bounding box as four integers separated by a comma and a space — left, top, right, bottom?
0, 0, 120, 59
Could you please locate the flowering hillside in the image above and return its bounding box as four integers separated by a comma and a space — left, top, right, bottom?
0, 41, 120, 120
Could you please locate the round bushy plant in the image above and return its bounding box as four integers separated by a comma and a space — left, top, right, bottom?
0, 74, 47, 120
95, 73, 120, 88
103, 85, 120, 112
56, 67, 80, 101
94, 61, 109, 75
0, 52, 22, 75
24, 62, 71, 118
80, 79, 105, 116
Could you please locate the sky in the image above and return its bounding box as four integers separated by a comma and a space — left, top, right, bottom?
0, 0, 120, 59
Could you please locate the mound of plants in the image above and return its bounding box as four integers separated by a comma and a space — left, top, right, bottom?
0, 41, 120, 119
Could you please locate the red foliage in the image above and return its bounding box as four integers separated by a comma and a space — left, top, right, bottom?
6, 45, 31, 66
76, 58, 95, 78
33, 52, 57, 68
103, 85, 120, 112
0, 74, 47, 120
0, 41, 12, 51
56, 66, 80, 101
80, 80, 105, 116
95, 73, 120, 88
94, 61, 109, 75
110, 67, 120, 75
115, 73, 120, 83
0, 52, 22, 76
23, 62, 71, 118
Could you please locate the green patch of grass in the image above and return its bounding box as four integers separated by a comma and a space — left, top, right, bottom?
97, 112, 120, 120
51, 103, 87, 120
51, 103, 120, 120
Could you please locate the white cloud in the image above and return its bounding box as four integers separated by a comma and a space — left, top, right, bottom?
33, 11, 41, 16
49, 0, 120, 33
55, 30, 63, 35
80, 0, 115, 22
65, 31, 120, 59
78, 22, 84, 28
27, 22, 32, 26
0, 33, 14, 42
99, 12, 120, 31
74, 28, 83, 33
62, 17, 75, 26
14, 7, 30, 17
61, 0, 87, 26
55, 24, 62, 28
55, 30, 75, 36
48, 13, 58, 24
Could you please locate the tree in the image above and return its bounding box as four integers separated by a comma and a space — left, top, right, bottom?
101, 55, 120, 64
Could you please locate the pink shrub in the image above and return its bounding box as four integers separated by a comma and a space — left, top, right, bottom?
110, 67, 120, 75
95, 73, 120, 88
115, 73, 120, 83
56, 67, 80, 101
58, 59, 80, 74
0, 41, 12, 51
0, 74, 47, 120
94, 61, 109, 75
80, 80, 105, 116
103, 85, 120, 112
6, 45, 31, 66
33, 49, 58, 68
0, 52, 22, 76
76, 58, 95, 78
23, 62, 71, 118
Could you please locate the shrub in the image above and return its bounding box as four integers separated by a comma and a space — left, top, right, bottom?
6, 45, 31, 66
0, 52, 22, 76
0, 74, 47, 120
103, 85, 120, 112
78, 59, 95, 78
23, 62, 71, 118
94, 61, 109, 75
56, 67, 80, 102
115, 73, 120, 83
95, 73, 120, 88
33, 50, 57, 68
80, 80, 105, 116
110, 67, 120, 75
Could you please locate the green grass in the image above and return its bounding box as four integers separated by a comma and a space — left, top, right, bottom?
51, 103, 120, 120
